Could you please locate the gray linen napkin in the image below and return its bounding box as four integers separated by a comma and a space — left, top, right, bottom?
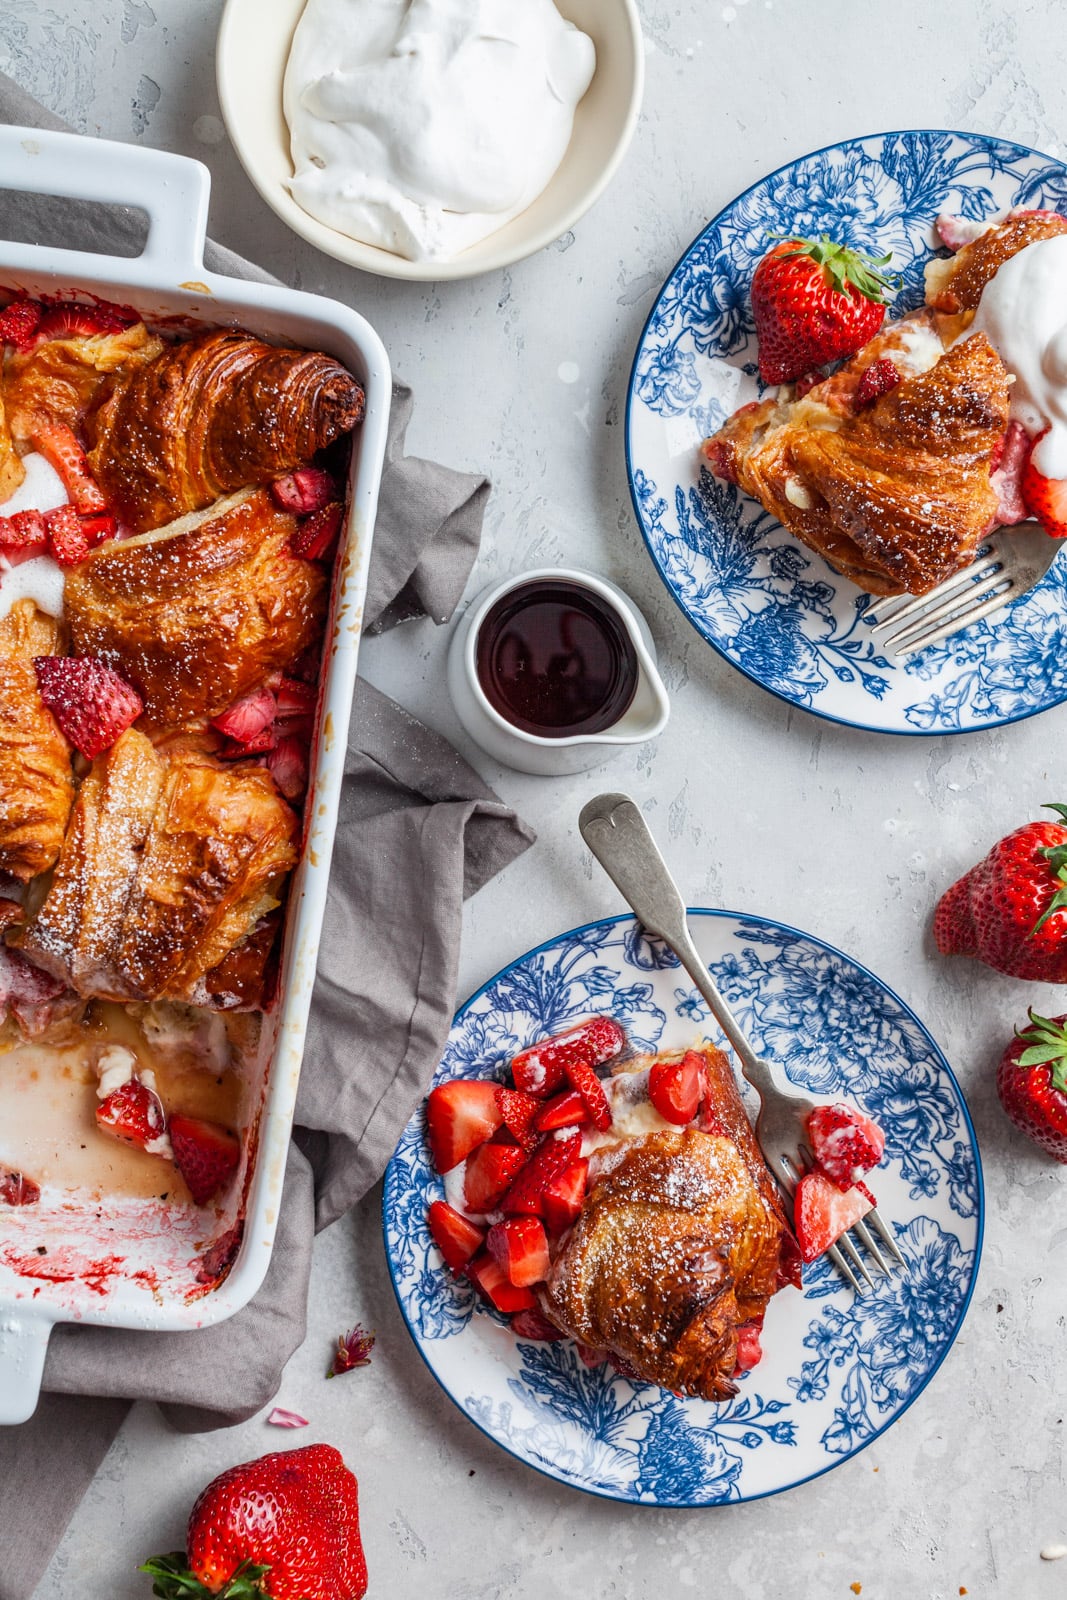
0, 74, 534, 1600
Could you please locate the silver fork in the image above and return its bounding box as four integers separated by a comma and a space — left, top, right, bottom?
864, 522, 1059, 657
578, 792, 906, 1295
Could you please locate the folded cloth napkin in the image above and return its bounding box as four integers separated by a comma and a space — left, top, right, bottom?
0, 73, 534, 1600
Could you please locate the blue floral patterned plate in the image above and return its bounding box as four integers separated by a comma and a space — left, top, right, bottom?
626, 130, 1067, 735
383, 911, 983, 1505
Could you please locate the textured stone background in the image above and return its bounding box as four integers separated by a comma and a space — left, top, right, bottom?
3, 1, 1066, 1595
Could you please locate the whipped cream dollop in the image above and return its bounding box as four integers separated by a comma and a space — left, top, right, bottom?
971, 233, 1067, 478
0, 452, 67, 622
283, 0, 596, 262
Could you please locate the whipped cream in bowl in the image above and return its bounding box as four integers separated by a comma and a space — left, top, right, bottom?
283, 0, 596, 263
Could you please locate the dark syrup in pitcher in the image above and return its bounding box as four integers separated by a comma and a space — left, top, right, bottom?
475, 579, 639, 738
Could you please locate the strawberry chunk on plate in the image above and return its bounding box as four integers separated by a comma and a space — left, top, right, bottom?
271, 466, 337, 515
501, 1129, 582, 1217
211, 686, 277, 746
510, 1308, 566, 1342
487, 1216, 550, 1287
562, 1056, 612, 1131
648, 1050, 704, 1125
0, 1170, 40, 1205
33, 655, 143, 759
169, 1115, 241, 1205
1021, 429, 1067, 537
542, 1158, 588, 1235
426, 1200, 486, 1272
510, 1015, 626, 1098
793, 1169, 875, 1263
30, 419, 108, 513
466, 1251, 537, 1313
533, 1088, 590, 1133
495, 1085, 541, 1151
463, 1141, 526, 1213
733, 1315, 764, 1373
807, 1102, 886, 1191
426, 1079, 503, 1173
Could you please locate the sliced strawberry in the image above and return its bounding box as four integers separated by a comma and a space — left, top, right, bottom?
34, 301, 129, 342
75, 511, 116, 545
271, 466, 337, 515
794, 368, 826, 398
807, 1102, 886, 1191
210, 686, 277, 746
274, 676, 318, 720
463, 1141, 526, 1212
510, 1308, 566, 1341
990, 420, 1031, 525
267, 735, 310, 801
169, 1114, 241, 1205
34, 655, 143, 758
542, 1158, 588, 1235
0, 1170, 40, 1205
0, 509, 47, 550
533, 1088, 590, 1133
648, 1050, 704, 1125
502, 1130, 582, 1217
495, 1085, 541, 1151
426, 1079, 503, 1173
576, 1343, 606, 1367
31, 420, 108, 513
96, 1077, 165, 1150
793, 1169, 874, 1263
854, 357, 901, 409
734, 1315, 764, 1373
426, 1199, 486, 1272
511, 1015, 626, 1099
465, 1251, 537, 1313
487, 1216, 550, 1287
1021, 429, 1067, 537
218, 725, 277, 760
44, 504, 92, 566
0, 297, 42, 350
291, 501, 343, 561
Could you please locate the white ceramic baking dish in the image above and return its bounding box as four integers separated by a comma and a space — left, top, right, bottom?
0, 125, 390, 1424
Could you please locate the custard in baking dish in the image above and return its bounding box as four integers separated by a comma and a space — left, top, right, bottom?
0, 295, 364, 1253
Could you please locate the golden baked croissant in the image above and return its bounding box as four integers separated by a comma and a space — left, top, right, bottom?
539, 1047, 799, 1400
703, 330, 1010, 595
0, 392, 21, 502
925, 210, 1067, 313
17, 727, 298, 1008
4, 322, 163, 445
0, 600, 74, 881
64, 488, 328, 723
87, 328, 365, 531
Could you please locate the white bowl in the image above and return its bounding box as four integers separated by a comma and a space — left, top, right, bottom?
447, 567, 670, 776
216, 0, 644, 282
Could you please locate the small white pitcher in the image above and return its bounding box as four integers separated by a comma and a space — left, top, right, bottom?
447, 566, 670, 775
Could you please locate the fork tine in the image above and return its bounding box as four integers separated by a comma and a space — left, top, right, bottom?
892, 583, 1019, 656
851, 1217, 892, 1277
885, 568, 1013, 651
826, 1241, 863, 1293
836, 1230, 875, 1291
865, 545, 999, 628
865, 1207, 907, 1268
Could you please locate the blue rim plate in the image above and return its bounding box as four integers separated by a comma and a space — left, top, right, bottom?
625, 129, 1067, 736
383, 910, 984, 1506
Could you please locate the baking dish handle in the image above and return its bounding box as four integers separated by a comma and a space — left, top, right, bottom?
0, 1309, 55, 1425
0, 124, 210, 283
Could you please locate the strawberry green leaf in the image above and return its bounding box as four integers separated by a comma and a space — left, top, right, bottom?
1043, 802, 1067, 826
1031, 884, 1067, 937
139, 1556, 271, 1600
768, 233, 899, 304
1016, 1044, 1067, 1067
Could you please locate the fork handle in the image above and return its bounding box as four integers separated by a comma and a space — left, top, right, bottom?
579, 793, 769, 1082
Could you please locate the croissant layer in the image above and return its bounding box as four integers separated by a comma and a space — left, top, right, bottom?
0, 601, 74, 882
87, 329, 364, 531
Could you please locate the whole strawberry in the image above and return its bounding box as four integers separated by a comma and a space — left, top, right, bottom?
996, 1010, 1067, 1163
934, 803, 1067, 982
751, 234, 896, 385
141, 1444, 367, 1600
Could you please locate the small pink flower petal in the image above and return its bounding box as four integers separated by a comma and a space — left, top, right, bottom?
267, 1407, 308, 1428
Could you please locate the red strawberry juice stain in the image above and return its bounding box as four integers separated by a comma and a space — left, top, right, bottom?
475, 580, 638, 737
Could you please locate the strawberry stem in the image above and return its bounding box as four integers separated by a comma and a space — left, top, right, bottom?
140, 1554, 271, 1599
766, 233, 899, 303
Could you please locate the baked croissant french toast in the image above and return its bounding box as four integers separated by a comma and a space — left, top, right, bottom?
703, 208, 1065, 596
87, 328, 365, 532
0, 599, 74, 881
540, 1047, 797, 1399
65, 488, 328, 723
16, 727, 299, 1008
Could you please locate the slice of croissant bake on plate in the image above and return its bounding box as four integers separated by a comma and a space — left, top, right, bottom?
540, 1046, 800, 1401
